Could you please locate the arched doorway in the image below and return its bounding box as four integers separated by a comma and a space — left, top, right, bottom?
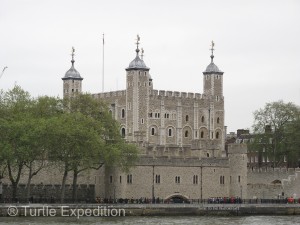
164, 193, 190, 203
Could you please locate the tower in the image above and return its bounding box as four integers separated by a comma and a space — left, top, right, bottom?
62, 47, 83, 98
203, 41, 225, 155
125, 35, 152, 142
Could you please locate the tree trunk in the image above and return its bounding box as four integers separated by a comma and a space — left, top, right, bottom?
12, 182, 18, 202
26, 162, 33, 201
72, 168, 78, 203
7, 161, 23, 201
61, 166, 68, 203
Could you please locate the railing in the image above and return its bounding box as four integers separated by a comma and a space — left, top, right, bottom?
1, 197, 299, 204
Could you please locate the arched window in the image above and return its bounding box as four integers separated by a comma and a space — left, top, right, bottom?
185, 115, 189, 122
207, 153, 210, 157
201, 131, 204, 138
216, 132, 219, 139
217, 117, 220, 124
151, 127, 155, 136
121, 109, 125, 118
185, 130, 188, 137
121, 128, 125, 138
201, 116, 204, 123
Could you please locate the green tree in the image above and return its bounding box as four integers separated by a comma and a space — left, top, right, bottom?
0, 86, 62, 201
59, 94, 138, 202
250, 100, 300, 167
0, 86, 34, 200
24, 96, 63, 200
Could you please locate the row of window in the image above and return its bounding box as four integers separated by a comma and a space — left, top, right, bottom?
127, 81, 152, 87
109, 174, 241, 184
150, 127, 221, 139
120, 108, 221, 125
64, 88, 79, 93
248, 156, 287, 163
120, 127, 221, 139
205, 74, 222, 80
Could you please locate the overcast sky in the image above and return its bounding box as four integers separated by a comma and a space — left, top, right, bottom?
1, 0, 299, 133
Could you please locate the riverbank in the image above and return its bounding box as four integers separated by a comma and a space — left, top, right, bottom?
0, 203, 300, 217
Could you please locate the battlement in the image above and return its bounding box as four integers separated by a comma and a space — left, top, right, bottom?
137, 155, 229, 167
248, 167, 300, 174
228, 143, 247, 154
92, 90, 126, 99
150, 89, 205, 100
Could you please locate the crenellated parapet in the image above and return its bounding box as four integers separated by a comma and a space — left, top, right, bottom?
92, 90, 126, 99
247, 167, 300, 174
149, 89, 206, 100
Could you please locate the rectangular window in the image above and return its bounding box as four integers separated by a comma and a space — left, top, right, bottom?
110, 175, 113, 184
127, 174, 132, 184
120, 176, 122, 183
238, 176, 241, 183
155, 175, 160, 184
193, 175, 198, 184
220, 176, 225, 184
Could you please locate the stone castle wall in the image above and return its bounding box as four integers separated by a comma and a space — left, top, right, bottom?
247, 168, 300, 199
101, 156, 232, 200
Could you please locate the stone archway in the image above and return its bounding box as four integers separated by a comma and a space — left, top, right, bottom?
164, 193, 190, 203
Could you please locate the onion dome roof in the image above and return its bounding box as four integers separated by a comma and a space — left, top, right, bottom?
203, 42, 223, 75
126, 36, 150, 71
62, 47, 83, 80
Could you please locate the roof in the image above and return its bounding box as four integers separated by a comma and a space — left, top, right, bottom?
62, 59, 83, 80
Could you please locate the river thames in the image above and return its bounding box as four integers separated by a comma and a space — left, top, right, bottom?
0, 216, 300, 225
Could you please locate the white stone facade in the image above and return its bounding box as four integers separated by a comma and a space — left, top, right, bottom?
89, 41, 248, 200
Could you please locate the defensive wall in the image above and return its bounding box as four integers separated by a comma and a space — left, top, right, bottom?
247, 168, 300, 199
92, 89, 226, 101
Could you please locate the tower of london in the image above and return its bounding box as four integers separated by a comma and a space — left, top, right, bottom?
62, 37, 248, 201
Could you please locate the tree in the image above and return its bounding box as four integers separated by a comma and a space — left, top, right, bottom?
46, 112, 107, 203
0, 86, 35, 200
24, 96, 63, 200
57, 94, 138, 202
0, 86, 62, 201
250, 100, 300, 167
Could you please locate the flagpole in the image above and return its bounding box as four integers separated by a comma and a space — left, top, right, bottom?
102, 33, 105, 92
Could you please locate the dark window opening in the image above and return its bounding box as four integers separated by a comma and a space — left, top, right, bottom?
201, 131, 204, 138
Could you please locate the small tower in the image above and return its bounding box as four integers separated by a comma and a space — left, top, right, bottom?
203, 41, 224, 97
202, 42, 225, 155
125, 35, 152, 142
62, 47, 83, 98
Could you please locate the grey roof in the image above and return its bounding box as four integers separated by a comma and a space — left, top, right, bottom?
62, 60, 83, 80
203, 55, 223, 74
126, 55, 149, 71
205, 62, 222, 73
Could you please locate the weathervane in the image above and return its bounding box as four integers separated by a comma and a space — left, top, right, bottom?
210, 41, 215, 63
141, 48, 144, 60
210, 41, 215, 55
135, 34, 140, 55
71, 47, 75, 65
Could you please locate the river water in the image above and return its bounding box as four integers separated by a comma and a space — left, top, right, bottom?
0, 216, 299, 225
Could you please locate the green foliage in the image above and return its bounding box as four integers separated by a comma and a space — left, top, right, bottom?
250, 100, 300, 167
0, 87, 138, 201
